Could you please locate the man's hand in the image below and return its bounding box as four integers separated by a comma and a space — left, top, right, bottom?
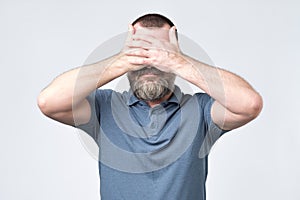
122, 24, 263, 131
113, 24, 147, 72
123, 25, 182, 73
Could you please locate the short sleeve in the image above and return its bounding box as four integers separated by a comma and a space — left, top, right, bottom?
195, 93, 229, 157
75, 90, 100, 145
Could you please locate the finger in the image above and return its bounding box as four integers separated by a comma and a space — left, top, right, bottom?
169, 26, 178, 46
125, 49, 150, 57
127, 56, 148, 65
127, 40, 152, 49
131, 34, 154, 44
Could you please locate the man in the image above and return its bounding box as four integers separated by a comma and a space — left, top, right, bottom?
38, 13, 263, 200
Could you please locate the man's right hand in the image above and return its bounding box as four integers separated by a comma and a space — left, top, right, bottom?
37, 25, 142, 126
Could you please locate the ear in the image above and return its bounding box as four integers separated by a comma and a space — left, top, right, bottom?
169, 26, 178, 45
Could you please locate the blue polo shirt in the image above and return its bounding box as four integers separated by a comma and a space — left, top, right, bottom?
77, 86, 227, 200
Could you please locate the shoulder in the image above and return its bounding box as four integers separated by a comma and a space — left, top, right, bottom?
172, 86, 212, 108
93, 89, 131, 106
193, 92, 213, 107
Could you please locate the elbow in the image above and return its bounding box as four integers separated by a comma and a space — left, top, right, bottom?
248, 92, 263, 119
37, 92, 52, 117
37, 92, 61, 118
37, 90, 73, 119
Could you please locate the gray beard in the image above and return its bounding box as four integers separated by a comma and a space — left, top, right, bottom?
132, 78, 171, 101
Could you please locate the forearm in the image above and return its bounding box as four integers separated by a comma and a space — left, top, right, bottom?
38, 54, 128, 114
175, 54, 262, 116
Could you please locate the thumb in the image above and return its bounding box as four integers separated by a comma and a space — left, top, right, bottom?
169, 26, 178, 46
126, 24, 135, 42
123, 24, 135, 52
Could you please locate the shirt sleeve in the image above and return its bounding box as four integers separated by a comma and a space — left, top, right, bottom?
75, 90, 100, 145
195, 93, 229, 157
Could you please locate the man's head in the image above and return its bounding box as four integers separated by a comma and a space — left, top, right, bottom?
131, 13, 178, 40
132, 13, 175, 28
127, 13, 177, 102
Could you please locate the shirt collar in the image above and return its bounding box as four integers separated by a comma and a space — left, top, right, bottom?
126, 85, 183, 106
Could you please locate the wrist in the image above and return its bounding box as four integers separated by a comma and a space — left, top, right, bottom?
171, 53, 191, 76
106, 54, 131, 74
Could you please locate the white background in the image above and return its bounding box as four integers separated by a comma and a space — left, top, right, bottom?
1, 0, 299, 199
